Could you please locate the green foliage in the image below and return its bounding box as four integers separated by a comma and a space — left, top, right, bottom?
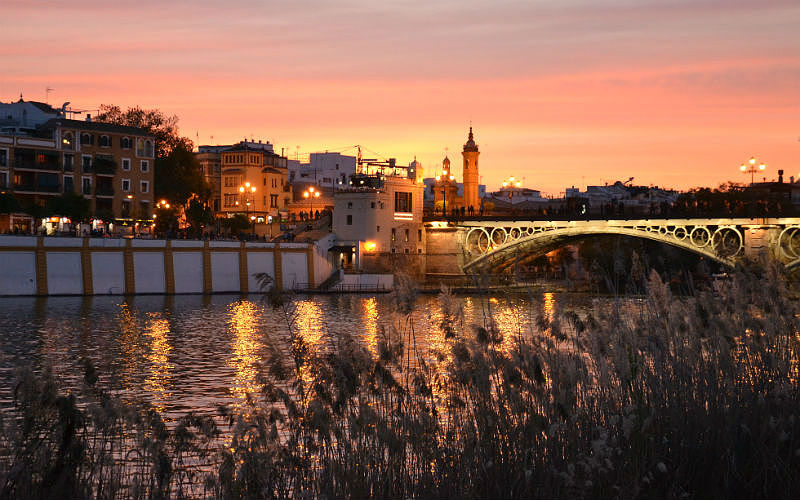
153, 205, 179, 237
44, 192, 90, 223
0, 192, 21, 214
155, 145, 211, 207
95, 104, 190, 158
221, 213, 251, 236
184, 198, 214, 237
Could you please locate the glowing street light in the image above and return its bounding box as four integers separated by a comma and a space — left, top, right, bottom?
740, 157, 766, 185
435, 168, 455, 217
239, 182, 257, 235
303, 186, 321, 219
502, 176, 522, 211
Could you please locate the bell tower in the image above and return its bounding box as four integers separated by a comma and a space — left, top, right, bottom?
462, 126, 480, 211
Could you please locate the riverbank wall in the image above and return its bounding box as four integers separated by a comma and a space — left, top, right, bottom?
0, 235, 333, 296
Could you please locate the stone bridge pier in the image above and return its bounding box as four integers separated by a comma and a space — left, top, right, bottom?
423, 218, 800, 277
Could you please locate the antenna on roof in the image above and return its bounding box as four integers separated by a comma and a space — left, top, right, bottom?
45, 86, 54, 104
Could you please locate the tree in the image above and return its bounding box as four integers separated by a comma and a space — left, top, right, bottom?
155, 145, 211, 207
153, 205, 179, 238
221, 214, 251, 236
0, 193, 20, 214
45, 193, 90, 223
95, 105, 209, 206
184, 198, 214, 237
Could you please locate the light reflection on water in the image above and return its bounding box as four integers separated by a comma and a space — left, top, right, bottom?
0, 291, 593, 419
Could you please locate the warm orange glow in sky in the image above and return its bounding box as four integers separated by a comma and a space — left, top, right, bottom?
3, 1, 799, 194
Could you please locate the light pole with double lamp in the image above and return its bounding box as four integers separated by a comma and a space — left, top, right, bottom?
239, 182, 256, 235
303, 186, 321, 220
435, 169, 455, 217
740, 157, 766, 185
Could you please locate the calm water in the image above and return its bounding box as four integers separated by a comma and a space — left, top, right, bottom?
0, 291, 602, 419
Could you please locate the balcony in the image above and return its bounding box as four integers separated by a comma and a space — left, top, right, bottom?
96, 186, 115, 197
13, 149, 60, 171
92, 157, 117, 176
14, 183, 60, 193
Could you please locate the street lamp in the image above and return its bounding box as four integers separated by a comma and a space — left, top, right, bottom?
239, 182, 257, 235
435, 168, 455, 217
502, 176, 522, 212
303, 186, 321, 220
740, 157, 766, 185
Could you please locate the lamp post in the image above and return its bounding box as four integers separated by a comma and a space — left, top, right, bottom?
303, 186, 321, 221
502, 176, 522, 212
435, 168, 455, 217
239, 182, 257, 235
740, 157, 766, 185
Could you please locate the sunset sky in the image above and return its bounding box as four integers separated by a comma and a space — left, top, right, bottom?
3, 0, 799, 194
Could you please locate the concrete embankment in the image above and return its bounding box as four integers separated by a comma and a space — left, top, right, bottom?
0, 235, 333, 296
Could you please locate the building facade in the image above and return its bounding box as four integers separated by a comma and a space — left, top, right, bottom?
461, 127, 480, 211
332, 173, 425, 269
219, 141, 291, 225
1, 116, 155, 232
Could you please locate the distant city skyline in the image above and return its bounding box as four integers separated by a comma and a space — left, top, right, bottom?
3, 0, 799, 194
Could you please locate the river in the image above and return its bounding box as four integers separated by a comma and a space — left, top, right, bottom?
0, 290, 607, 419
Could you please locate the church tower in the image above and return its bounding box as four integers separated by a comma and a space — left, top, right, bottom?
462, 126, 480, 211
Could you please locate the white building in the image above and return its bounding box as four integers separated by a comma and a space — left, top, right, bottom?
289, 152, 357, 190
0, 97, 65, 134
332, 173, 425, 269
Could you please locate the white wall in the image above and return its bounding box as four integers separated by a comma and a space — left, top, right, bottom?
173, 252, 203, 293
134, 252, 165, 293
92, 252, 125, 294
247, 251, 275, 292
46, 252, 82, 294
281, 252, 308, 289
211, 252, 240, 292
0, 251, 36, 295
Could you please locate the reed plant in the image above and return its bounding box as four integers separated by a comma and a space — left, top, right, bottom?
1, 264, 799, 499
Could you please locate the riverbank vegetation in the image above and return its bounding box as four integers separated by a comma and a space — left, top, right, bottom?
1, 263, 799, 499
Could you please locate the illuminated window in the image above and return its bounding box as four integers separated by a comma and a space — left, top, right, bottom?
61, 132, 73, 150
140, 180, 149, 193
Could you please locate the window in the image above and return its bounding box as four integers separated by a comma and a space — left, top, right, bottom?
270, 194, 278, 208
391, 228, 396, 241
61, 132, 73, 150
418, 229, 422, 240
140, 160, 149, 172
346, 214, 352, 225
347, 202, 353, 209
121, 158, 130, 171
405, 229, 409, 242
371, 202, 376, 209
404, 248, 410, 254
80, 133, 93, 146
376, 225, 380, 232
0, 149, 6, 167
224, 193, 238, 207
394, 191, 412, 212
99, 135, 111, 147
82, 177, 92, 195
63, 154, 74, 171
136, 138, 145, 156
272, 178, 278, 188
122, 200, 131, 218
122, 179, 130, 192
63, 175, 74, 193
82, 155, 92, 171
0, 171, 7, 189
121, 137, 131, 149
224, 176, 238, 187
263, 177, 266, 186
144, 140, 154, 157
140, 180, 149, 193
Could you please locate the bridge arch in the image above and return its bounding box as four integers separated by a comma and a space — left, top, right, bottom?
461, 223, 744, 273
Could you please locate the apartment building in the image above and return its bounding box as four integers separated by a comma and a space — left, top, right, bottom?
218, 141, 291, 226
0, 116, 155, 231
